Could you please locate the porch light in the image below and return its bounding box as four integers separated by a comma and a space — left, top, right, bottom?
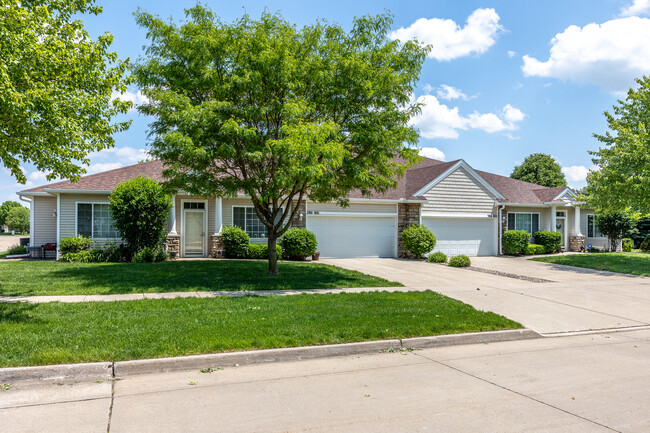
299, 212, 304, 222
52, 209, 57, 218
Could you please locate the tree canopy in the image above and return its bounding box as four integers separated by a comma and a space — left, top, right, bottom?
6, 206, 29, 232
0, 200, 21, 226
587, 76, 650, 213
595, 212, 637, 252
0, 0, 131, 183
133, 6, 428, 274
510, 153, 567, 187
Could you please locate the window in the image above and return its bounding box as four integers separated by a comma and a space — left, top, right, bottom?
507, 213, 540, 235
183, 202, 205, 210
77, 203, 119, 239
587, 215, 603, 238
233, 206, 283, 238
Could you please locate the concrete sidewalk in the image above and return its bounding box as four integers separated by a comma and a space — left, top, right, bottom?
2, 329, 649, 432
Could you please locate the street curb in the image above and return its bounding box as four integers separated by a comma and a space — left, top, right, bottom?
1, 329, 541, 383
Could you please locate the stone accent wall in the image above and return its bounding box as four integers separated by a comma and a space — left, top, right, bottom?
569, 235, 585, 252
209, 234, 225, 258
398, 203, 421, 258
290, 200, 306, 229
165, 235, 180, 259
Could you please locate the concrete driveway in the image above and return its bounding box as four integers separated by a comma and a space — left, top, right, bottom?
0, 235, 26, 252
324, 257, 650, 335
3, 329, 649, 432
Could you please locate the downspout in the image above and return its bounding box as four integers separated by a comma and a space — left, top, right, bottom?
19, 195, 33, 245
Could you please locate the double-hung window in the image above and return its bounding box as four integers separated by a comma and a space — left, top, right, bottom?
232, 206, 283, 238
507, 213, 540, 236
587, 215, 603, 238
77, 203, 119, 239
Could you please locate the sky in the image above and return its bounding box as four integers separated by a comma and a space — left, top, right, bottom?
5, 0, 650, 204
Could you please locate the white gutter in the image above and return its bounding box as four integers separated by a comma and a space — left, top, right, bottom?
18, 191, 52, 197
19, 195, 33, 246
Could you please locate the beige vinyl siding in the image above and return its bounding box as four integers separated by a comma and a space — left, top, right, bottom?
32, 196, 57, 245
307, 202, 397, 214
221, 197, 267, 244
59, 193, 121, 246
581, 209, 609, 249
504, 207, 550, 231
422, 167, 496, 215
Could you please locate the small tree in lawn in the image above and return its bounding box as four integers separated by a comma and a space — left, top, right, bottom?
595, 212, 637, 252
133, 7, 428, 275
109, 177, 172, 256
5, 206, 29, 233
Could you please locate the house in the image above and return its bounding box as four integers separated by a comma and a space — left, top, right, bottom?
17, 157, 608, 259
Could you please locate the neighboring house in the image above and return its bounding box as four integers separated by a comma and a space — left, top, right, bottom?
18, 157, 608, 259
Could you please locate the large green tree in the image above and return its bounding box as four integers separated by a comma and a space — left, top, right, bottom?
510, 153, 567, 187
587, 76, 650, 213
0, 0, 131, 183
5, 206, 29, 233
133, 7, 428, 275
0, 200, 21, 226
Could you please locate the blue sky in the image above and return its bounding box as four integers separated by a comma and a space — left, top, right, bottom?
6, 0, 650, 203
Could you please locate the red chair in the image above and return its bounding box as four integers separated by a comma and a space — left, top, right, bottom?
42, 243, 57, 260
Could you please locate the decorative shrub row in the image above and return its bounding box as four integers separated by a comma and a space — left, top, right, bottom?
59, 235, 92, 254
7, 244, 27, 255
524, 244, 546, 255
622, 238, 634, 252
58, 237, 167, 263
448, 255, 471, 267
402, 224, 436, 258
427, 252, 447, 263
502, 230, 531, 255
247, 244, 283, 260
221, 226, 304, 260
533, 231, 562, 253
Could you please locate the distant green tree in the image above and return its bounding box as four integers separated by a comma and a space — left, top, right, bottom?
510, 153, 567, 187
595, 212, 637, 252
0, 201, 21, 226
0, 0, 131, 183
588, 76, 650, 213
5, 206, 29, 232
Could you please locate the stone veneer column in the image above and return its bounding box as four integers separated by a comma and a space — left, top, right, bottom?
290, 201, 306, 229
166, 235, 180, 259
569, 235, 585, 252
209, 234, 225, 258
397, 203, 421, 258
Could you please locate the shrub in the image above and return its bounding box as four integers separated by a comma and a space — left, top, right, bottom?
247, 243, 283, 260
281, 228, 318, 260
588, 247, 602, 253
524, 244, 546, 255
132, 246, 167, 263
502, 230, 531, 255
7, 244, 27, 255
89, 248, 108, 262
109, 177, 172, 254
622, 238, 634, 252
103, 242, 126, 262
60, 250, 93, 263
533, 231, 562, 253
401, 224, 436, 258
221, 226, 250, 258
640, 235, 650, 253
59, 235, 92, 254
427, 252, 447, 263
449, 255, 471, 267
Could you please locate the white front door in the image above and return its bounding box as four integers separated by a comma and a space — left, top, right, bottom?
184, 210, 206, 257
556, 218, 566, 249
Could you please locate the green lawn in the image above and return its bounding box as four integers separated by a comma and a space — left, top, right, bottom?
0, 260, 399, 296
0, 291, 522, 367
532, 252, 650, 277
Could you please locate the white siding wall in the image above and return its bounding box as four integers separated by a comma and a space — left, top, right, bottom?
32, 196, 57, 245
422, 167, 496, 215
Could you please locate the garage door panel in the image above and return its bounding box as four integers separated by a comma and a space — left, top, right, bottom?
422, 217, 496, 257
307, 216, 396, 258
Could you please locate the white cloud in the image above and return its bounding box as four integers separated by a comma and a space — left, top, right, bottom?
436, 84, 468, 100
418, 147, 446, 161
87, 162, 124, 174
111, 90, 149, 113
411, 95, 525, 139
620, 0, 650, 17
522, 17, 650, 94
389, 8, 503, 61
562, 165, 590, 183
507, 50, 516, 58
88, 146, 148, 166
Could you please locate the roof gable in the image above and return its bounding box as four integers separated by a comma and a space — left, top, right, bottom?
413, 160, 505, 200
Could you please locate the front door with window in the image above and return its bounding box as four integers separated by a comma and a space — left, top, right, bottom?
556, 218, 566, 249
183, 202, 206, 257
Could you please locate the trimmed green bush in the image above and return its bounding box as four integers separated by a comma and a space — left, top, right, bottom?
109, 177, 172, 255
640, 235, 650, 253
281, 228, 318, 260
60, 250, 93, 263
7, 244, 26, 255
622, 238, 634, 252
502, 230, 531, 255
132, 246, 167, 263
524, 244, 546, 255
59, 235, 92, 254
427, 252, 447, 263
533, 231, 562, 253
247, 243, 283, 260
449, 255, 471, 267
221, 226, 250, 258
402, 224, 436, 258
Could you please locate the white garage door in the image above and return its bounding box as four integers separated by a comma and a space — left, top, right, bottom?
307, 216, 396, 258
422, 217, 497, 257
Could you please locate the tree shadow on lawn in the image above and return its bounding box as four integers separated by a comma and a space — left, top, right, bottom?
0, 302, 39, 324
44, 260, 383, 295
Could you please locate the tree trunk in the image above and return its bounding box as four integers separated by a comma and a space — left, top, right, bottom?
267, 233, 279, 276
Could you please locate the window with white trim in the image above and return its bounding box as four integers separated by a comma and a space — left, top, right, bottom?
587, 215, 603, 238
507, 212, 540, 235
77, 203, 119, 239
233, 206, 284, 238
